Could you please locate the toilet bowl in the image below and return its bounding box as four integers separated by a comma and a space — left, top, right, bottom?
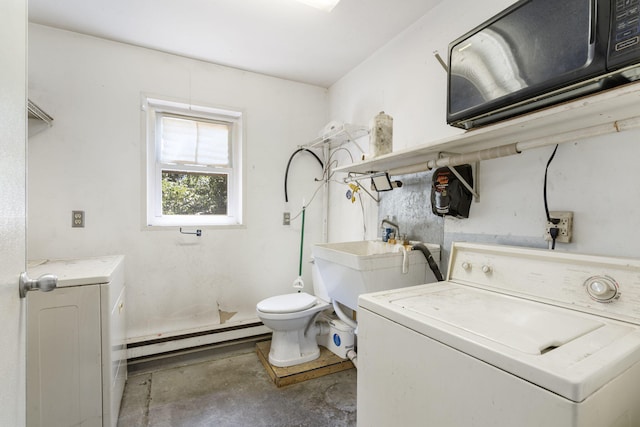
256, 292, 330, 367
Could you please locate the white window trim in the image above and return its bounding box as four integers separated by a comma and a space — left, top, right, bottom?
143, 96, 244, 228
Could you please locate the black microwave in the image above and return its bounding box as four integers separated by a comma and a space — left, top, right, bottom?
447, 0, 640, 130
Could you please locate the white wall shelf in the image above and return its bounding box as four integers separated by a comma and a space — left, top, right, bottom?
302, 122, 369, 152
334, 81, 640, 176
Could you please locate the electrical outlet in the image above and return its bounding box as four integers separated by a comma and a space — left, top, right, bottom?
545, 211, 573, 243
283, 212, 291, 226
72, 210, 85, 228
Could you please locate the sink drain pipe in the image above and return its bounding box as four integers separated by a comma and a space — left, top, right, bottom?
331, 300, 359, 368
346, 349, 358, 368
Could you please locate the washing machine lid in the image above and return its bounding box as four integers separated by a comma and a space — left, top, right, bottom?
257, 292, 318, 314
359, 282, 640, 403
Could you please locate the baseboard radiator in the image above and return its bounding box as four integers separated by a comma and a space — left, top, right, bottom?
126, 322, 271, 364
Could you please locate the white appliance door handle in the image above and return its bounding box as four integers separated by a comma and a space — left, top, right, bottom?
19, 272, 58, 298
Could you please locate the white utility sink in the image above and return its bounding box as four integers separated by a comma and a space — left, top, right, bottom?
312, 240, 441, 311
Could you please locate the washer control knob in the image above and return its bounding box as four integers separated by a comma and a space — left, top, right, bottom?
585, 276, 619, 302
482, 265, 492, 274
461, 262, 471, 270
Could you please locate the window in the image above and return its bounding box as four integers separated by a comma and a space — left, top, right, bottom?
144, 97, 243, 227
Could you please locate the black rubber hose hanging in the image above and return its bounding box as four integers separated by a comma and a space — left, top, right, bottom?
544, 144, 560, 224
284, 148, 324, 203
543, 145, 561, 250
412, 243, 445, 282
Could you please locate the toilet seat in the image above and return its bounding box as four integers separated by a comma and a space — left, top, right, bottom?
257, 292, 317, 314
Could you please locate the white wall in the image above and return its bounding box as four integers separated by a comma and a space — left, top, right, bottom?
327, 0, 640, 259
27, 24, 328, 342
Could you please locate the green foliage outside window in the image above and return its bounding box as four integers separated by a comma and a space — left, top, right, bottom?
162, 171, 227, 215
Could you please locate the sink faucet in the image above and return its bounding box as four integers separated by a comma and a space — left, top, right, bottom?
381, 218, 399, 239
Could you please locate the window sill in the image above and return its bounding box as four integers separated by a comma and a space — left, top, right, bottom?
144, 223, 246, 232
145, 215, 244, 229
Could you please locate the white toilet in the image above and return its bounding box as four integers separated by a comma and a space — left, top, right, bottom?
256, 260, 332, 367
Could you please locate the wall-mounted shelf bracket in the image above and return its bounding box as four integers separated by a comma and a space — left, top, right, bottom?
343, 172, 381, 203
440, 152, 480, 202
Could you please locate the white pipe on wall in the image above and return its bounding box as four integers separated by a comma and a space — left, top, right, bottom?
385, 115, 640, 176
516, 115, 640, 152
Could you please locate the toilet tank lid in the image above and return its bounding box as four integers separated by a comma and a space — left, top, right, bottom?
257, 292, 318, 313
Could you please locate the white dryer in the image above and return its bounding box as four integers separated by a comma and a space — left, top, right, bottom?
357, 243, 640, 427
26, 255, 126, 427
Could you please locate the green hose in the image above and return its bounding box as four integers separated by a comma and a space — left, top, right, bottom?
298, 206, 305, 277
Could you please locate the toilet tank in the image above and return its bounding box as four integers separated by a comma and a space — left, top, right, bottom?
310, 257, 331, 303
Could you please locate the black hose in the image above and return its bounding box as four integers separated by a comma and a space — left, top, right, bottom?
412, 243, 444, 282
544, 144, 560, 223
284, 148, 324, 203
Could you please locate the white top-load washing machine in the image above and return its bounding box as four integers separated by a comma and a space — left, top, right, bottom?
357, 243, 640, 427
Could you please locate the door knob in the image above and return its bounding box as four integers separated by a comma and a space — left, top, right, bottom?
19, 272, 58, 298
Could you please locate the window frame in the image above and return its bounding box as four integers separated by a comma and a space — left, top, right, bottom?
143, 96, 244, 228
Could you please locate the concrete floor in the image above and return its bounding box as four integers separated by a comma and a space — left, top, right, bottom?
117, 343, 357, 427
